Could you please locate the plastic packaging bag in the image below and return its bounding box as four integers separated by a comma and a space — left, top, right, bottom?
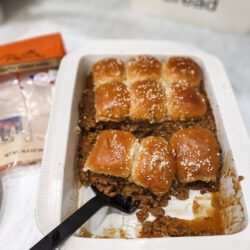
0, 34, 65, 171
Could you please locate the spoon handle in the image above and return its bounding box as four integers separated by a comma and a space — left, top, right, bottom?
30, 195, 105, 250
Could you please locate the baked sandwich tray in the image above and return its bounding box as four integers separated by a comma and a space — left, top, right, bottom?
36, 41, 250, 250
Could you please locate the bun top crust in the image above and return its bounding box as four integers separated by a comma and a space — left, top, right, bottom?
169, 127, 220, 183
90, 56, 207, 123
162, 57, 202, 87
126, 55, 161, 84
95, 82, 130, 122
92, 58, 125, 88
166, 84, 207, 121
131, 136, 176, 195
129, 80, 167, 122
84, 130, 137, 178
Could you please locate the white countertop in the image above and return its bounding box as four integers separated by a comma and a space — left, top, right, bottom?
0, 0, 249, 249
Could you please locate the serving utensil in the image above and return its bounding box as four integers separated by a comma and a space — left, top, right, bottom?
30, 186, 139, 250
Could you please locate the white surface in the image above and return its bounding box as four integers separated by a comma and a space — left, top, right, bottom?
0, 1, 249, 249
0, 166, 42, 249
37, 41, 250, 250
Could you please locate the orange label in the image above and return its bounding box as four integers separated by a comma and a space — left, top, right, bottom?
0, 33, 66, 74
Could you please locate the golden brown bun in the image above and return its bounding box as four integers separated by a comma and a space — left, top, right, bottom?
126, 55, 161, 84
166, 84, 207, 121
92, 58, 125, 88
162, 57, 202, 87
84, 130, 137, 178
129, 80, 167, 122
131, 136, 176, 195
169, 127, 220, 183
95, 82, 130, 122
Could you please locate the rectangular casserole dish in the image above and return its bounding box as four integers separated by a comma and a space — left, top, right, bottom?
35, 40, 250, 250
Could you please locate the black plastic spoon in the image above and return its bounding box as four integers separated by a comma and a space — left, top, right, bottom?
30, 186, 139, 250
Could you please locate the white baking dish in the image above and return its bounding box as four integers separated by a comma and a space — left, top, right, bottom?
35, 41, 250, 250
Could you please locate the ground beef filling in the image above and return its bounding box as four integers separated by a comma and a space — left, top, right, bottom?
136, 208, 149, 223
79, 171, 170, 209
140, 215, 224, 237
79, 170, 222, 237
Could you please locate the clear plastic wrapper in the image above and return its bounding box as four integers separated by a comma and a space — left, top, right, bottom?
0, 33, 65, 171
0, 71, 56, 171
